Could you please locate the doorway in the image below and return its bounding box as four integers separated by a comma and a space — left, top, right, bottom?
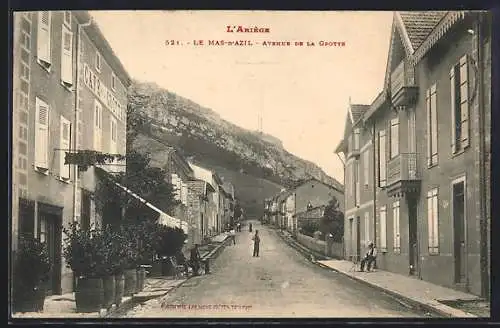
81, 190, 91, 231
38, 204, 63, 296
408, 197, 418, 276
356, 217, 361, 262
452, 179, 466, 284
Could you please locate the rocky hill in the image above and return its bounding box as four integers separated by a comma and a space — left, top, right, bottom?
128, 80, 343, 197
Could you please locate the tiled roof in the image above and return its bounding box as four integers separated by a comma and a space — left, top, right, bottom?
398, 11, 447, 50
350, 104, 370, 124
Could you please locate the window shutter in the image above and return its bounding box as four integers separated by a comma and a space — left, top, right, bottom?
364, 212, 370, 244
61, 26, 73, 85
355, 161, 360, 206
109, 118, 117, 154
460, 55, 469, 148
59, 116, 71, 179
35, 98, 49, 169
380, 206, 387, 250
430, 85, 438, 163
432, 191, 439, 250
364, 150, 369, 186
93, 100, 102, 151
37, 11, 51, 64
450, 66, 457, 153
426, 88, 432, 166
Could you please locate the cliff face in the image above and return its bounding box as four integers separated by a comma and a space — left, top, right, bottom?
128, 81, 343, 192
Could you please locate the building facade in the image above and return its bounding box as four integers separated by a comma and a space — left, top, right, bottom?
336, 11, 491, 298
11, 11, 131, 295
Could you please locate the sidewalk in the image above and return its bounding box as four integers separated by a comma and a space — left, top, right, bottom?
11, 277, 188, 319
317, 259, 489, 318
12, 234, 232, 319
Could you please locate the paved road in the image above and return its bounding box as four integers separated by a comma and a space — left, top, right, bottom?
119, 220, 428, 318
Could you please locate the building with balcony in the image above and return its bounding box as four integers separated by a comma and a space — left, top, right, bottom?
11, 11, 131, 295
336, 11, 491, 298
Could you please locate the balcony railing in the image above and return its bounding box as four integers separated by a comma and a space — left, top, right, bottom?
387, 153, 420, 186
390, 60, 417, 107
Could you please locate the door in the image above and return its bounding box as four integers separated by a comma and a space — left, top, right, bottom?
81, 190, 91, 231
408, 197, 418, 276
38, 210, 62, 296
356, 217, 361, 262
453, 181, 466, 284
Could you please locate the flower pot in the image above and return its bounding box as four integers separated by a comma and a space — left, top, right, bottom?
114, 274, 125, 306
102, 275, 116, 308
75, 277, 104, 313
136, 268, 146, 292
123, 269, 137, 296
13, 286, 46, 313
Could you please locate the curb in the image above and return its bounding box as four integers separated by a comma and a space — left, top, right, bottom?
275, 229, 476, 318
106, 236, 231, 317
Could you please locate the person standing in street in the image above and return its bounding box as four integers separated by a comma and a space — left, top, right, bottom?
189, 244, 202, 276
249, 223, 253, 233
230, 227, 236, 245
252, 230, 260, 257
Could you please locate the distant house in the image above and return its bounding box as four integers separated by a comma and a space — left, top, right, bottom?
187, 179, 215, 245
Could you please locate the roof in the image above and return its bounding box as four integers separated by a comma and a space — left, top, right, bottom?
350, 104, 370, 125
74, 11, 132, 87
398, 11, 448, 51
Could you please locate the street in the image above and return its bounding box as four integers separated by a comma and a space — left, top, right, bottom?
116, 220, 430, 318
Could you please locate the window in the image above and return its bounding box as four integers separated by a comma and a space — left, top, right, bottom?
109, 117, 117, 155
364, 212, 370, 245
93, 100, 102, 151
63, 11, 71, 27
426, 84, 438, 166
363, 149, 370, 187
389, 118, 399, 159
35, 97, 49, 170
39, 218, 47, 243
111, 72, 116, 91
427, 188, 439, 254
378, 130, 386, 187
353, 128, 360, 150
61, 25, 73, 86
37, 11, 52, 67
95, 51, 102, 72
59, 116, 71, 180
379, 206, 387, 251
355, 161, 360, 207
450, 55, 470, 153
392, 201, 401, 253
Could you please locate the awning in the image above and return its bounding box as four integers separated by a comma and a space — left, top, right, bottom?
96, 167, 189, 233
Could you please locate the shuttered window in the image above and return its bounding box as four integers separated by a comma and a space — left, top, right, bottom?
355, 160, 360, 206
93, 100, 102, 151
364, 212, 370, 246
37, 11, 52, 66
427, 188, 439, 254
379, 206, 387, 251
450, 55, 470, 153
109, 117, 117, 153
35, 97, 50, 169
61, 25, 73, 86
363, 149, 370, 187
59, 116, 71, 180
378, 130, 386, 187
389, 118, 399, 159
426, 84, 438, 166
392, 201, 401, 253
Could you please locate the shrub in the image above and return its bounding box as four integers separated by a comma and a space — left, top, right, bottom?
154, 225, 187, 257
300, 221, 320, 237
62, 222, 108, 278
13, 235, 51, 293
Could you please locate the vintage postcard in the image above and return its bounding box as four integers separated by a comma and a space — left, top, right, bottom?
10, 10, 492, 320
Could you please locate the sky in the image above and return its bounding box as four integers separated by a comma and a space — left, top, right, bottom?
90, 10, 394, 184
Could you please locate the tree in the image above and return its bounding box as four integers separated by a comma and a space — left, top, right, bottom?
320, 197, 344, 242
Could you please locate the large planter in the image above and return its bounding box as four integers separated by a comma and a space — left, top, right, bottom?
12, 286, 46, 313
102, 275, 116, 309
123, 269, 137, 296
114, 274, 125, 306
75, 277, 104, 313
136, 268, 146, 292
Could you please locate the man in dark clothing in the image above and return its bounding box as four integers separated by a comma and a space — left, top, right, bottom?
189, 244, 202, 276
175, 250, 189, 276
249, 223, 253, 233
360, 241, 377, 272
252, 230, 260, 257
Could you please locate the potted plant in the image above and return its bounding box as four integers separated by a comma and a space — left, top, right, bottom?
12, 235, 51, 313
63, 222, 106, 313
99, 226, 119, 309
108, 226, 127, 306
122, 224, 139, 296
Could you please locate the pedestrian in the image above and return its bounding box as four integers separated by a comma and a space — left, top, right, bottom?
230, 227, 236, 245
237, 222, 241, 232
189, 244, 202, 276
252, 230, 260, 257
249, 223, 253, 233
360, 241, 377, 272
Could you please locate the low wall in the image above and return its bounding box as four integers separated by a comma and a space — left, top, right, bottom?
296, 233, 343, 259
